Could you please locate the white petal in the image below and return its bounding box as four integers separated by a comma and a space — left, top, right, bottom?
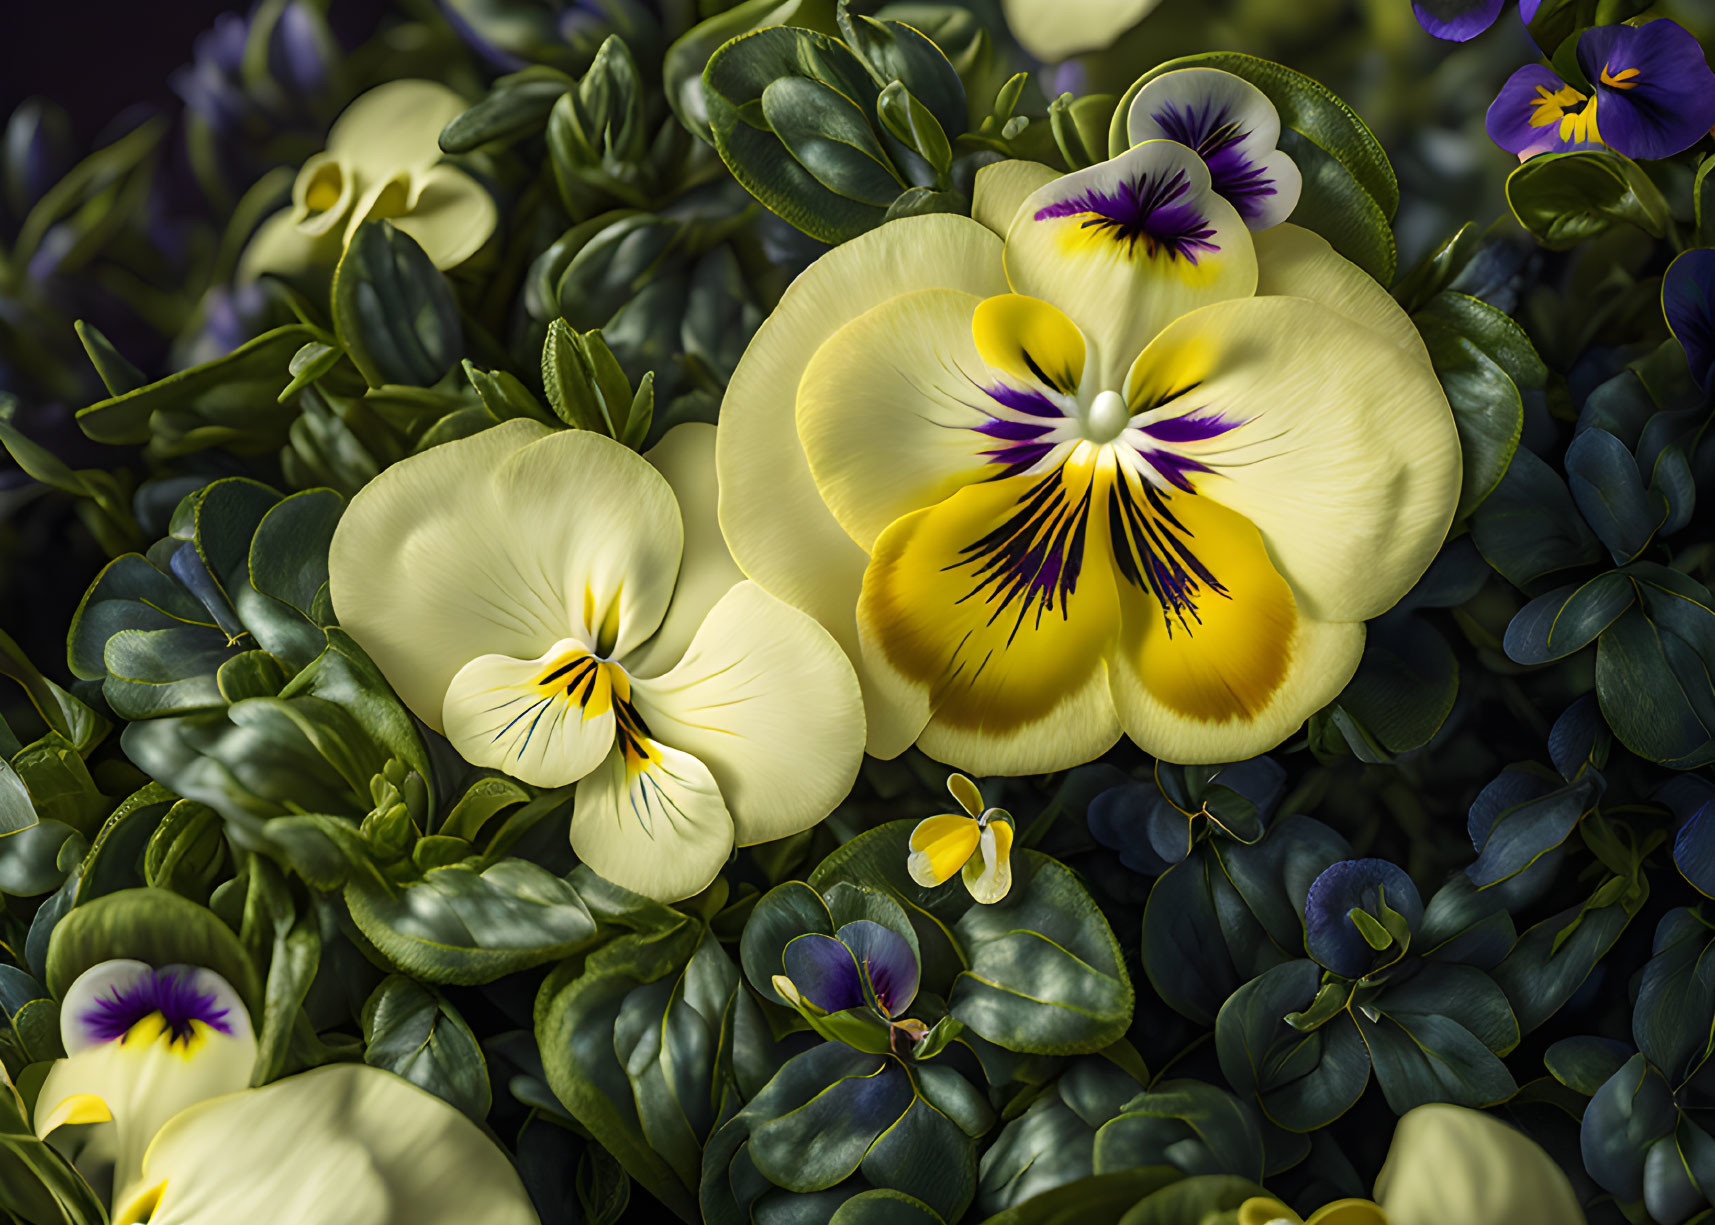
40, 962, 255, 1213
1253, 223, 1429, 364
115, 1064, 536, 1225
1126, 68, 1302, 230
717, 213, 1008, 758
1000, 0, 1162, 61
625, 423, 744, 679
441, 639, 618, 788
326, 80, 470, 181
631, 582, 864, 847
570, 742, 734, 902
329, 422, 683, 731
972, 159, 1061, 238
1004, 141, 1257, 384
1375, 1103, 1586, 1225
359, 163, 497, 271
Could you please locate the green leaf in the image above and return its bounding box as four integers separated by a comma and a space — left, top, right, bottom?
0, 626, 108, 752
1216, 960, 1370, 1132
538, 917, 768, 1222
438, 65, 575, 153
836, 7, 965, 142
363, 974, 492, 1120
0, 1069, 107, 1225
830, 1189, 946, 1225
45, 886, 261, 1013
1333, 614, 1458, 756
332, 220, 462, 389
73, 319, 147, 396
346, 856, 595, 985
1470, 448, 1604, 592
1506, 149, 1671, 250
1595, 577, 1715, 769
877, 81, 952, 178
976, 1169, 1185, 1225
76, 324, 315, 452
1504, 571, 1635, 665
762, 76, 903, 206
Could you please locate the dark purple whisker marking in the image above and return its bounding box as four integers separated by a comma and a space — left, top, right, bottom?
83, 967, 234, 1045
1138, 411, 1236, 444
1109, 470, 1229, 638
1152, 99, 1279, 222
1034, 167, 1220, 264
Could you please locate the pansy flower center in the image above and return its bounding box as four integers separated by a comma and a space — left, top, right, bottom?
82, 967, 235, 1050
523, 647, 659, 774
1528, 82, 1601, 144
1034, 165, 1221, 265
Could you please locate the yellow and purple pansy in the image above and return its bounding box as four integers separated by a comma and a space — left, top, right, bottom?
328, 420, 866, 902
1486, 19, 1715, 161
907, 773, 1015, 903
1411, 0, 1539, 42
717, 79, 1460, 775
34, 960, 536, 1225
1126, 68, 1302, 231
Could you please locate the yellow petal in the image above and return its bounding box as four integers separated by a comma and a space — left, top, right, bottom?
1119, 295, 1459, 624
363, 162, 497, 270
289, 152, 353, 237
972, 160, 1061, 238
947, 773, 985, 817
907, 814, 981, 886
441, 639, 620, 788
630, 581, 864, 848
857, 456, 1123, 775
625, 423, 745, 679
1004, 140, 1256, 384
115, 1064, 536, 1225
797, 288, 999, 552
717, 214, 1008, 758
1305, 1201, 1391, 1225
326, 80, 470, 180
1000, 0, 1162, 61
236, 208, 345, 283
1374, 1103, 1586, 1225
972, 293, 1088, 393
1105, 488, 1364, 763
329, 422, 683, 731
962, 819, 1014, 903
1253, 224, 1427, 365
570, 741, 734, 902
1239, 1198, 1305, 1225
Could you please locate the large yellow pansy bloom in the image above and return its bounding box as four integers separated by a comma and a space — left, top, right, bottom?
33, 959, 535, 1225
241, 79, 497, 277
717, 143, 1459, 774
329, 421, 865, 900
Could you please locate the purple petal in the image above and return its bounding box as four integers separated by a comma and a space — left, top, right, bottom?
1412, 0, 1505, 41
1034, 168, 1221, 265
1148, 101, 1280, 224
1485, 64, 1591, 157
1578, 20, 1715, 161
1518, 0, 1541, 19
837, 920, 919, 1018
1138, 412, 1238, 443
1664, 249, 1715, 394
81, 964, 235, 1044
782, 933, 866, 1013
1304, 859, 1424, 978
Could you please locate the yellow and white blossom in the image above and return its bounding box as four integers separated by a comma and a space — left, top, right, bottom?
1001, 0, 1162, 62
328, 421, 866, 901
1238, 1103, 1586, 1225
717, 100, 1459, 775
907, 773, 1015, 903
33, 959, 536, 1225
241, 79, 496, 278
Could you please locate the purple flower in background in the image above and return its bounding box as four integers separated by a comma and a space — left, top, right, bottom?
781, 920, 920, 1019
1486, 20, 1715, 161
1664, 249, 1715, 396
1411, 0, 1539, 42
1304, 858, 1423, 979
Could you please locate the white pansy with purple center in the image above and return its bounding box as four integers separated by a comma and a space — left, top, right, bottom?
1126, 68, 1303, 232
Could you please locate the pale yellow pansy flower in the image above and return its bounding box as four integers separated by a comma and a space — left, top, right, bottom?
328, 420, 866, 901
33, 959, 535, 1225
240, 79, 497, 278
717, 126, 1458, 775
1001, 0, 1162, 62
1238, 1103, 1586, 1225
907, 773, 1015, 903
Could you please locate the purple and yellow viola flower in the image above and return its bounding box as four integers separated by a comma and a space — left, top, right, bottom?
1486, 20, 1715, 161
717, 89, 1460, 774
1664, 248, 1715, 395
1410, 0, 1539, 43
907, 773, 1015, 903
33, 959, 535, 1225
1125, 69, 1302, 231
1240, 1102, 1585, 1225
329, 421, 866, 902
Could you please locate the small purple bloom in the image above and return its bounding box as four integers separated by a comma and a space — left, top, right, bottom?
82, 965, 235, 1045
1304, 858, 1423, 978
782, 921, 919, 1018
1486, 20, 1715, 161
1664, 248, 1715, 395
1034, 168, 1220, 264
1411, 0, 1505, 41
